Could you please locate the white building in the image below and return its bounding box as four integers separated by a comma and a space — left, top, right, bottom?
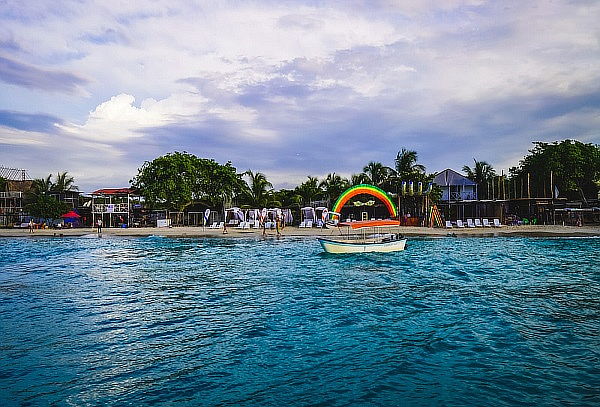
433, 169, 478, 201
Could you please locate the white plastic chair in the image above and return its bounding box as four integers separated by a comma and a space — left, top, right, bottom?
456, 220, 465, 228
474, 219, 483, 227
482, 219, 491, 227
466, 219, 475, 228
445, 221, 453, 228
493, 219, 503, 227
299, 221, 306, 228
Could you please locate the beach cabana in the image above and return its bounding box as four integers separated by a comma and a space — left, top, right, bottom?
225, 207, 245, 225
301, 207, 316, 225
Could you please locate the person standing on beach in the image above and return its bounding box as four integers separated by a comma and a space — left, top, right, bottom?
28, 219, 34, 233
96, 218, 103, 234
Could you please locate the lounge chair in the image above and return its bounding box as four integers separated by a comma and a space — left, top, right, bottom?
493, 219, 503, 227
445, 221, 453, 228
253, 220, 260, 229
208, 222, 218, 229
474, 219, 483, 227
217, 222, 224, 229
466, 219, 476, 228
456, 220, 465, 228
299, 221, 306, 228
306, 220, 313, 228
482, 219, 491, 227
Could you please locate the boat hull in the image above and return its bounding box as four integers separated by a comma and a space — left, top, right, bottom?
318, 238, 407, 254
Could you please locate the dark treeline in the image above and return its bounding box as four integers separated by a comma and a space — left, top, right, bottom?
10, 139, 599, 218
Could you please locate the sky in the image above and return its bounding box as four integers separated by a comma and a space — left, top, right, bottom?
1, 0, 599, 192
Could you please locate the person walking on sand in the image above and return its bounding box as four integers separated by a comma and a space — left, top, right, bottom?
28, 219, 34, 233
96, 218, 103, 234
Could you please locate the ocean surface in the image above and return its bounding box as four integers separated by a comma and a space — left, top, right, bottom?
1, 235, 599, 406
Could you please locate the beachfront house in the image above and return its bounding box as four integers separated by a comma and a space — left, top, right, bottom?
0, 166, 31, 227
90, 188, 142, 228
433, 169, 478, 201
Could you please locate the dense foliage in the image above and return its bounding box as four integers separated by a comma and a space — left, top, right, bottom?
26, 171, 77, 219
130, 152, 241, 210
462, 159, 496, 199
510, 140, 600, 200
25, 195, 68, 220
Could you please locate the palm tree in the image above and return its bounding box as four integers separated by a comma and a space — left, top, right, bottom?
295, 176, 321, 205
30, 174, 53, 197
395, 148, 426, 180
362, 161, 393, 188
243, 170, 273, 207
462, 159, 496, 199
350, 173, 369, 186
319, 173, 349, 203
52, 171, 78, 193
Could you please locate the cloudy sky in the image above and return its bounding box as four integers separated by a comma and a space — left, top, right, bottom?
1, 0, 599, 191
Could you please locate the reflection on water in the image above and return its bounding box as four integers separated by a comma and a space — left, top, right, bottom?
1, 236, 599, 406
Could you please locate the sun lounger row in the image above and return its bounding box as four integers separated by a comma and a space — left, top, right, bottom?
208, 222, 224, 229
446, 219, 503, 228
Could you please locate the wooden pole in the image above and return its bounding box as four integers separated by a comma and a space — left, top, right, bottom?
527, 173, 531, 199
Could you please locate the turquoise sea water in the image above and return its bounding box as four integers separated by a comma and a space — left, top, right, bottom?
1, 235, 599, 406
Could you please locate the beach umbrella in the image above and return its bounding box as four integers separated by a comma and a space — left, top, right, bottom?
61, 211, 80, 218
204, 209, 210, 225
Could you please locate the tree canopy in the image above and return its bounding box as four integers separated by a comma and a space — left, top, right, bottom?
462, 159, 496, 199
130, 152, 241, 210
511, 140, 600, 200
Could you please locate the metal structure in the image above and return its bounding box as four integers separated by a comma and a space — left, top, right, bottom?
0, 166, 31, 181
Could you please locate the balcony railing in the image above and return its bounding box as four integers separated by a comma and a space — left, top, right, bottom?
93, 203, 130, 213
0, 192, 23, 198
450, 191, 476, 200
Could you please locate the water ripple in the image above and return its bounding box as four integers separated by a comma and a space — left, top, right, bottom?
1, 236, 599, 406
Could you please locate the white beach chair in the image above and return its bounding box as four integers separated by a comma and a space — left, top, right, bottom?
493, 218, 503, 227
466, 219, 476, 228
208, 222, 218, 229
306, 220, 313, 228
445, 220, 453, 229
299, 221, 306, 228
482, 219, 491, 227
217, 222, 224, 229
243, 222, 251, 229
456, 220, 465, 228
253, 220, 260, 229
474, 219, 483, 227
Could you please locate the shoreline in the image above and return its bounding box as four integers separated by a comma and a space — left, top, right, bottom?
1, 225, 599, 238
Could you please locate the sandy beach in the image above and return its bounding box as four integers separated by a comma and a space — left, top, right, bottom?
2, 224, 599, 238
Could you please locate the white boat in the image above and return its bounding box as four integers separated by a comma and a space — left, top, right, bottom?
318, 220, 407, 254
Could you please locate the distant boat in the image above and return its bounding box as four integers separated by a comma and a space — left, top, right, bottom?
318, 220, 407, 254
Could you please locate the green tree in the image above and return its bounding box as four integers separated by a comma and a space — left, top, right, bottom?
130, 151, 241, 211
350, 173, 369, 186
295, 176, 321, 205
30, 174, 53, 197
512, 140, 600, 200
25, 195, 68, 220
395, 148, 426, 180
0, 176, 7, 192
52, 171, 78, 193
319, 172, 349, 202
462, 159, 496, 199
241, 170, 273, 207
362, 162, 392, 188
196, 159, 241, 207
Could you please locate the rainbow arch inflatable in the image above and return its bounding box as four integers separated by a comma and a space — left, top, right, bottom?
332, 184, 398, 218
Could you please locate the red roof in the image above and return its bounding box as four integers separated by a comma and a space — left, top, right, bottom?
91, 188, 135, 195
